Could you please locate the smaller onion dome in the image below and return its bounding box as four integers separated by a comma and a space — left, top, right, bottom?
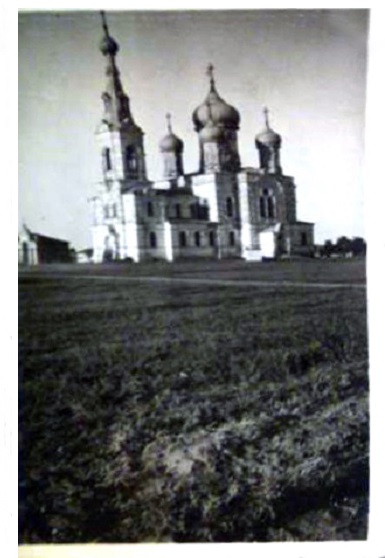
159, 113, 184, 153
255, 107, 281, 146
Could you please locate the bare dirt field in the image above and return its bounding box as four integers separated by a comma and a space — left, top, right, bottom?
19, 258, 368, 542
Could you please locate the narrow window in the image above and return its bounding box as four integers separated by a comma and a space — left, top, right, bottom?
259, 197, 266, 218
112, 203, 117, 218
194, 231, 200, 247
267, 196, 275, 218
106, 148, 112, 171
190, 204, 196, 218
126, 146, 137, 172
209, 231, 215, 247
149, 231, 157, 248
179, 231, 187, 248
147, 201, 154, 217
226, 197, 233, 217
103, 205, 109, 219
175, 203, 181, 219
301, 232, 308, 246
103, 148, 112, 172
229, 231, 235, 247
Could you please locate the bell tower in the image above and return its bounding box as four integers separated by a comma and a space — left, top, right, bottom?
96, 11, 147, 184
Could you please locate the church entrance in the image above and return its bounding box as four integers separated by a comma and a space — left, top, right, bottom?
103, 227, 120, 262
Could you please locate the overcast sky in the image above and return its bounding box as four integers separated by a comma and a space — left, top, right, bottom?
19, 9, 369, 249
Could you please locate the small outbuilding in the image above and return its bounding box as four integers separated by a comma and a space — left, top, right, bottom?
18, 224, 72, 265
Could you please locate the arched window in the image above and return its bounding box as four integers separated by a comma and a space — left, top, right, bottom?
229, 231, 235, 247
226, 197, 233, 217
147, 201, 154, 217
179, 231, 187, 247
194, 231, 200, 247
209, 231, 215, 247
126, 146, 137, 172
149, 231, 157, 248
175, 203, 181, 219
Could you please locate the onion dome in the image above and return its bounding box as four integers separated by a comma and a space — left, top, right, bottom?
159, 113, 184, 153
192, 64, 240, 132
255, 107, 281, 146
99, 11, 119, 56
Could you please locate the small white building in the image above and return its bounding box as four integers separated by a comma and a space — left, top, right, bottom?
90, 15, 314, 263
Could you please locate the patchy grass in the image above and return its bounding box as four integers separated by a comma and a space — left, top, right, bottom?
20, 256, 366, 284
19, 260, 368, 542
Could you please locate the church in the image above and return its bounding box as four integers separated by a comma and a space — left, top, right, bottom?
90, 14, 314, 263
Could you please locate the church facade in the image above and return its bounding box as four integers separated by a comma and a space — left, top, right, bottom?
90, 15, 314, 263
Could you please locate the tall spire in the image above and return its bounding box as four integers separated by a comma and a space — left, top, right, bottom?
101, 10, 108, 36
98, 11, 134, 129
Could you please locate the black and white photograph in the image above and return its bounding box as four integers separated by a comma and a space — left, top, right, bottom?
17, 7, 374, 550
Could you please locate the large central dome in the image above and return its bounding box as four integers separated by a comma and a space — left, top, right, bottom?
192, 65, 240, 132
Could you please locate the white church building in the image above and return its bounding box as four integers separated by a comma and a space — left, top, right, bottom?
90, 14, 314, 263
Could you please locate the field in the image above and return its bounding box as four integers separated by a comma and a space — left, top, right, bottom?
18, 258, 369, 543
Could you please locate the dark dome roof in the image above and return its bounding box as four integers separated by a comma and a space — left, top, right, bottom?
159, 113, 184, 153
255, 108, 281, 146
159, 132, 184, 153
193, 86, 240, 132
255, 127, 281, 146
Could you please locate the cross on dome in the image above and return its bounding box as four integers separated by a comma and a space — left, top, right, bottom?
263, 106, 270, 129
166, 112, 172, 133
206, 63, 216, 90
206, 63, 214, 79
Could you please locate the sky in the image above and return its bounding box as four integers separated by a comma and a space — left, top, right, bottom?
19, 9, 369, 250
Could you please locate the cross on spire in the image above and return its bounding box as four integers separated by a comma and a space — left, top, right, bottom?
206, 63, 216, 91
100, 11, 109, 37
263, 107, 269, 128
263, 106, 270, 129
206, 63, 214, 80
166, 112, 172, 133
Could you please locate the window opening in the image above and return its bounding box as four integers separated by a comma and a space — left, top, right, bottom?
179, 231, 187, 247
149, 231, 157, 248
